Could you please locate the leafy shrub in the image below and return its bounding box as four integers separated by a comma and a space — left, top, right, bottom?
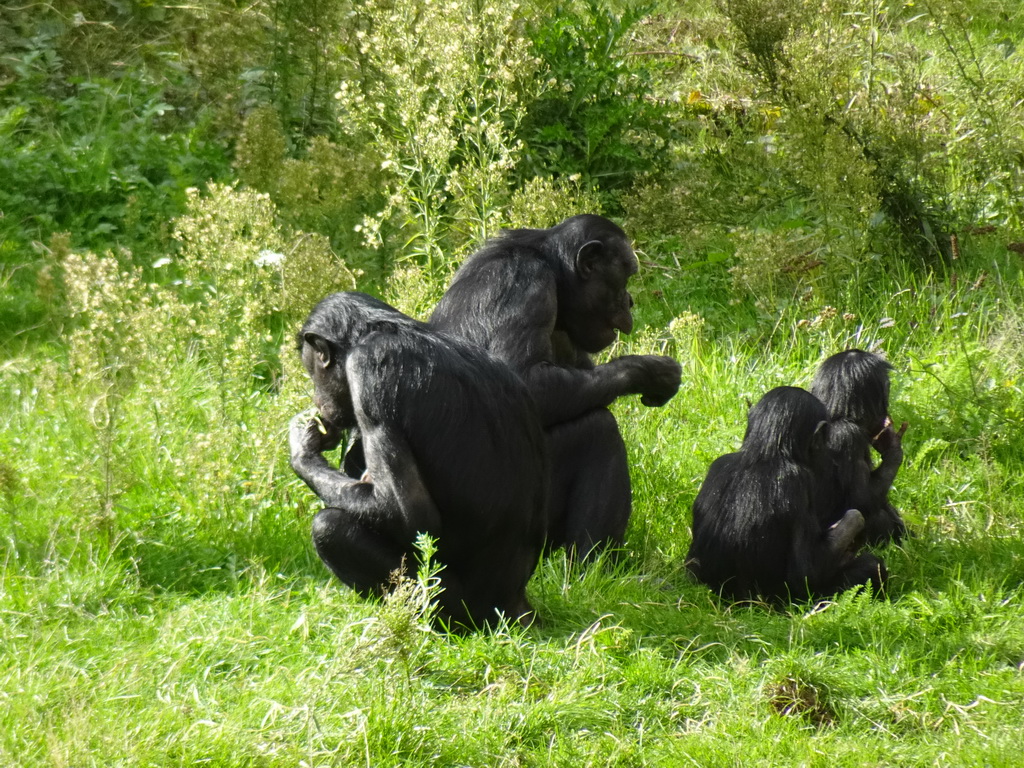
62, 249, 185, 385
505, 176, 605, 229
919, 0, 1024, 231
172, 183, 356, 401
0, 3, 230, 253
235, 106, 386, 280
335, 0, 539, 269
247, 0, 349, 138
516, 0, 675, 206
907, 342, 1024, 464
720, 0, 1024, 266
727, 226, 821, 309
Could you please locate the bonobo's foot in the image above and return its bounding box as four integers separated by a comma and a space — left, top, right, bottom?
827, 509, 865, 553
512, 598, 539, 629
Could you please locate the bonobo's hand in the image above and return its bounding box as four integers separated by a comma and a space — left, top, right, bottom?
633, 355, 682, 407
871, 416, 908, 456
289, 411, 343, 460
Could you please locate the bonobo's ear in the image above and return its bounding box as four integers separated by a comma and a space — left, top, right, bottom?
813, 419, 830, 446
575, 239, 604, 281
303, 333, 333, 367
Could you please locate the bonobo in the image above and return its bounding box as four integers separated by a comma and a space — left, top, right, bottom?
289, 292, 548, 628
811, 349, 908, 545
430, 214, 681, 557
686, 387, 887, 603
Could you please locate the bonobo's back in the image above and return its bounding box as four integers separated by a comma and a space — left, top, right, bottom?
429, 235, 554, 360
381, 327, 549, 612
687, 452, 812, 601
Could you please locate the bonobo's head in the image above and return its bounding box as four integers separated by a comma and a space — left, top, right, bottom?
742, 386, 830, 465
550, 214, 639, 354
296, 292, 411, 430
811, 349, 893, 433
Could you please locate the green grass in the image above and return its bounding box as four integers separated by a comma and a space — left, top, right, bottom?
4, 2, 1024, 760
3, 239, 1024, 766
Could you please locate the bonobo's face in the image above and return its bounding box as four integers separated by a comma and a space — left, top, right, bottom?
301, 341, 356, 430
565, 235, 638, 354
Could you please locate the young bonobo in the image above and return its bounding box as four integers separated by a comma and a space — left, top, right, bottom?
686, 387, 887, 603
430, 214, 682, 557
289, 292, 549, 629
811, 349, 909, 545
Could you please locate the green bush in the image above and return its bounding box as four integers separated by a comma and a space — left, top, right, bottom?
332, 0, 539, 270
626, 0, 1024, 313
515, 0, 676, 206
0, 4, 230, 252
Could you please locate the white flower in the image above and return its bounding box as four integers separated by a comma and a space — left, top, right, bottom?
254, 249, 285, 267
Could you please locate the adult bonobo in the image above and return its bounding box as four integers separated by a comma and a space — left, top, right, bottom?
429, 214, 682, 558
686, 387, 887, 603
289, 292, 549, 629
811, 349, 909, 545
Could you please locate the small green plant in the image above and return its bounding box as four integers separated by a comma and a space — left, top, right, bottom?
505, 175, 605, 229
727, 226, 822, 309
235, 106, 385, 277
234, 105, 288, 193
766, 675, 837, 727
258, 0, 348, 137
0, 3, 230, 255
354, 533, 445, 683
718, 0, 809, 90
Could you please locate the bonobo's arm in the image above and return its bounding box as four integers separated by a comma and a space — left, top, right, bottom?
828, 420, 906, 543
828, 422, 875, 514
438, 260, 680, 426
289, 363, 442, 544
526, 355, 682, 426
289, 412, 350, 500
869, 418, 907, 502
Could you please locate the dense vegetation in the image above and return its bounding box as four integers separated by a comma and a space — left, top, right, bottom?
2, 0, 1024, 764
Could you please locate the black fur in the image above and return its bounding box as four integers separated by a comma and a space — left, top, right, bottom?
811, 349, 907, 545
429, 215, 681, 556
686, 387, 887, 603
289, 292, 548, 628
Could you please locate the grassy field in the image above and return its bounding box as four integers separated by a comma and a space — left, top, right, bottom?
3, 0, 1024, 764
3, 236, 1024, 766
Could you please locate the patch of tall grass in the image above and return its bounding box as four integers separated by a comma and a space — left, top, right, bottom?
3, 224, 1024, 763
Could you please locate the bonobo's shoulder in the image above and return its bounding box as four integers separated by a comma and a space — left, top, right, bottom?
345, 329, 436, 398
709, 451, 741, 469
699, 452, 742, 483
453, 243, 552, 283
734, 454, 809, 490
346, 325, 430, 365
351, 325, 499, 372
431, 246, 557, 338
